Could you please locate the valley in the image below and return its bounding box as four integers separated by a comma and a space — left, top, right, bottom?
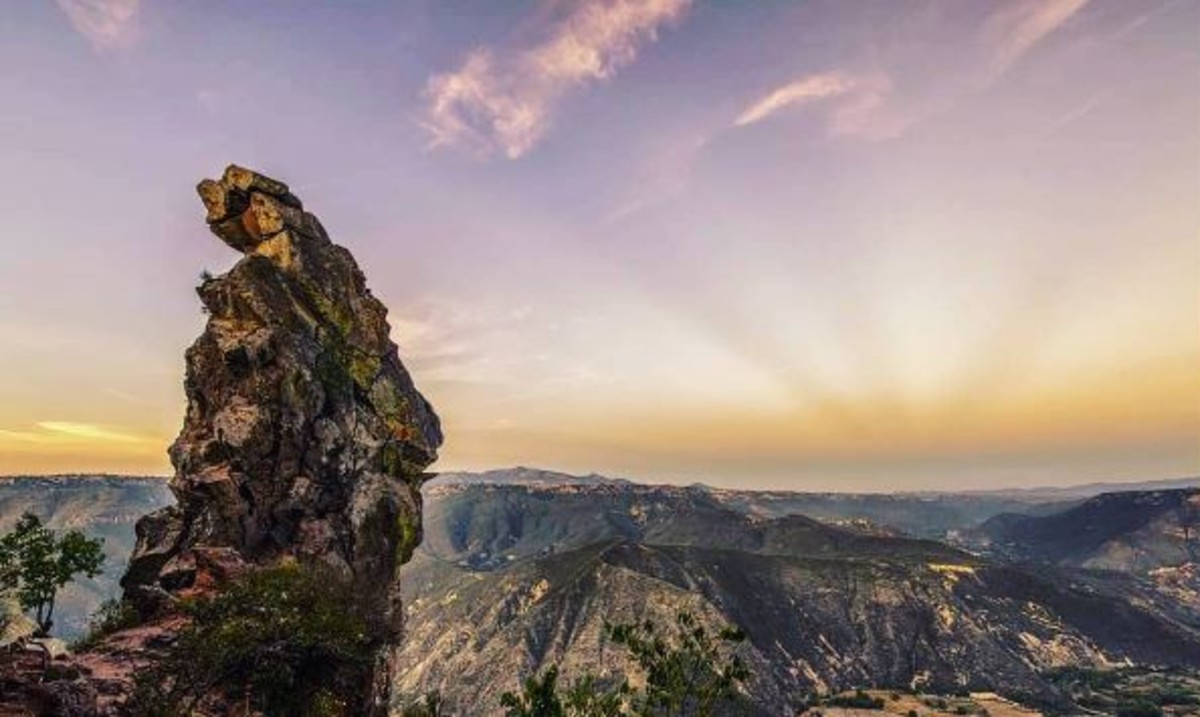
0, 469, 1196, 713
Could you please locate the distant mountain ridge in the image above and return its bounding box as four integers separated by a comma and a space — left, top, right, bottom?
432, 467, 1199, 496
970, 488, 1200, 571
432, 467, 632, 488
954, 476, 1200, 500
2, 469, 1199, 713
429, 468, 1200, 540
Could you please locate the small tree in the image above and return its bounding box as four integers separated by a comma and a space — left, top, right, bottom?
501, 665, 566, 717
0, 513, 105, 635
1178, 497, 1200, 561
610, 611, 749, 716
500, 611, 748, 717
563, 674, 628, 717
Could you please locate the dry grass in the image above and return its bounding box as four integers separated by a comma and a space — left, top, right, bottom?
804, 690, 1042, 717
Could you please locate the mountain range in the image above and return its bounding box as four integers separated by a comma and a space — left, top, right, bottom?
0, 469, 1197, 712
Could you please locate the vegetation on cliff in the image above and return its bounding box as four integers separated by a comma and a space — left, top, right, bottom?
128, 563, 377, 716
498, 610, 749, 717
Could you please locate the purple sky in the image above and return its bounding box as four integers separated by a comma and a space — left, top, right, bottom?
0, 0, 1197, 490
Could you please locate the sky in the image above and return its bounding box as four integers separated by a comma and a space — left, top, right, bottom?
0, 0, 1197, 491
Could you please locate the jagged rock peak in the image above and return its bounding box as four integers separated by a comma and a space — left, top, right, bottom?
196, 164, 311, 253
122, 164, 443, 647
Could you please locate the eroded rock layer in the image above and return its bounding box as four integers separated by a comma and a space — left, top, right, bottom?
122, 165, 442, 645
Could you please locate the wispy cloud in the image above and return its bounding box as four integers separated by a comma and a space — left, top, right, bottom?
606, 130, 711, 222
393, 299, 535, 384
825, 74, 917, 141
55, 0, 140, 50
981, 0, 1090, 83
103, 387, 149, 405
0, 421, 148, 446
732, 0, 1093, 142
734, 72, 856, 128
0, 429, 53, 445
732, 71, 911, 141
1041, 89, 1108, 136
1108, 0, 1184, 40
36, 422, 146, 444
423, 0, 691, 159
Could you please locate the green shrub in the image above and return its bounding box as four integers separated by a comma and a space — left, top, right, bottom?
1116, 702, 1163, 717
501, 665, 567, 717
127, 563, 377, 717
499, 610, 748, 716
72, 597, 139, 651
826, 689, 885, 709
1153, 688, 1200, 706
609, 610, 749, 715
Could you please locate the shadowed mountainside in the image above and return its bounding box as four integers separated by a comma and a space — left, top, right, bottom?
970, 489, 1200, 571
397, 493, 1200, 713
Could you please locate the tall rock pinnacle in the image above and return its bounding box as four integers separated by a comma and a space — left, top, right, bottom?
122, 165, 442, 694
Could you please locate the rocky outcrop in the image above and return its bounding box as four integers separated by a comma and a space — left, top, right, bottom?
120, 164, 442, 705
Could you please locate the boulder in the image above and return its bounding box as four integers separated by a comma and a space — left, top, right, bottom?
25, 637, 70, 660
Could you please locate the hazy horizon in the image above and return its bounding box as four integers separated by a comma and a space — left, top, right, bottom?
1, 465, 1198, 496
1, 1, 1197, 491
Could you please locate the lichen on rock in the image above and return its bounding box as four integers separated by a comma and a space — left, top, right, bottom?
121, 164, 443, 705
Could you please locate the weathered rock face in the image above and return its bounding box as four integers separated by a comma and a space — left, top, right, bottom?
122, 165, 442, 644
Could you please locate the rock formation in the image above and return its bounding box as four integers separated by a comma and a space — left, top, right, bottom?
121, 164, 442, 706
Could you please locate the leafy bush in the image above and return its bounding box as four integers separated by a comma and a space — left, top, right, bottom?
610, 610, 749, 715
502, 666, 629, 717
0, 512, 105, 635
501, 665, 568, 717
500, 610, 749, 716
826, 689, 885, 709
72, 597, 139, 651
127, 563, 377, 717
1152, 688, 1200, 706
1116, 702, 1163, 717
